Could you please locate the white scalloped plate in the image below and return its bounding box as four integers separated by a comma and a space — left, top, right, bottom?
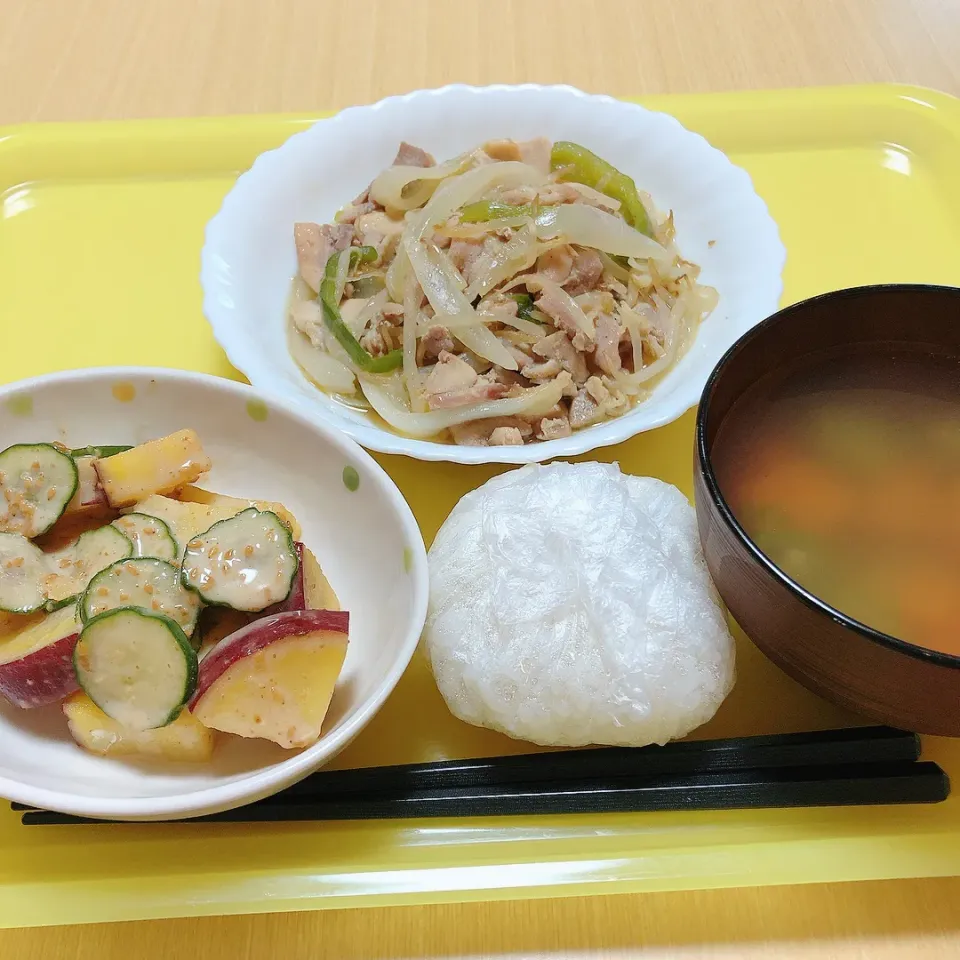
0, 368, 428, 820
201, 84, 785, 464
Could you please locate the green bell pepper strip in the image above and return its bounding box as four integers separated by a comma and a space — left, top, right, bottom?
459, 199, 538, 223
549, 141, 653, 237
508, 293, 539, 323
319, 247, 403, 373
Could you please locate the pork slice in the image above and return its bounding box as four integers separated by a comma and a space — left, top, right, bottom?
337, 201, 377, 225
532, 331, 589, 384
569, 388, 602, 428
500, 185, 539, 206
290, 300, 325, 347
393, 142, 435, 168
427, 381, 509, 410
417, 325, 456, 364
535, 289, 594, 353
538, 415, 572, 441
448, 237, 486, 282
518, 137, 552, 174
593, 311, 622, 376
562, 247, 604, 296
523, 358, 563, 382
537, 182, 582, 205
489, 426, 525, 446
450, 417, 534, 446
424, 350, 478, 396
536, 245, 574, 285
483, 139, 523, 162
294, 222, 354, 293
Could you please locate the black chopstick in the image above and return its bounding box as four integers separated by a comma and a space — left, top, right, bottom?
17, 761, 949, 825
278, 725, 920, 799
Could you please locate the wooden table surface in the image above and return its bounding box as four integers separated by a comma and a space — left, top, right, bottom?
2, 0, 960, 956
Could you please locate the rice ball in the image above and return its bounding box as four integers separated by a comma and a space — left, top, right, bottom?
425, 462, 735, 747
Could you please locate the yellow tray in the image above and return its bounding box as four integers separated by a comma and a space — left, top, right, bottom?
2, 83, 960, 928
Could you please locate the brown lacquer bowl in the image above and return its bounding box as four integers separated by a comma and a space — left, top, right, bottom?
694, 284, 960, 736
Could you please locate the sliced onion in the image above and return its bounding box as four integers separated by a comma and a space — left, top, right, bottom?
407, 161, 547, 243
405, 239, 519, 370
568, 182, 621, 211
359, 374, 564, 438
428, 242, 467, 292
288, 327, 358, 394
402, 275, 427, 412
463, 225, 538, 301
436, 215, 534, 239
536, 204, 669, 262
352, 289, 388, 336
526, 274, 595, 339
386, 240, 413, 301
369, 154, 472, 212
599, 251, 632, 284
405, 237, 475, 320
626, 292, 690, 385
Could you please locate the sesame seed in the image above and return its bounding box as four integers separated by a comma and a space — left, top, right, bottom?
143, 583, 155, 595
96, 586, 109, 597
224, 548, 235, 561
59, 558, 72, 569
188, 568, 199, 581
144, 526, 157, 535
207, 545, 218, 559
46, 487, 56, 501
30, 461, 40, 470
118, 592, 130, 602
124, 563, 140, 576
187, 539, 201, 550
151, 599, 162, 611
244, 545, 254, 558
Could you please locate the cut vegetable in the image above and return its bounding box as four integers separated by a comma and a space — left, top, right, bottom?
63, 457, 111, 520
195, 607, 251, 660
63, 691, 215, 761
94, 430, 212, 507
43, 525, 133, 602
190, 609, 349, 749
0, 603, 82, 708
68, 444, 133, 459
176, 486, 302, 539
181, 508, 299, 612
0, 533, 48, 614
81, 557, 201, 636
0, 443, 79, 538
73, 608, 198, 731
111, 512, 178, 560
273, 543, 339, 613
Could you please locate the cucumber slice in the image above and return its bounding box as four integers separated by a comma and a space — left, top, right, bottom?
68, 444, 133, 459
181, 508, 299, 612
81, 557, 201, 636
0, 532, 47, 614
73, 608, 197, 730
0, 443, 79, 538
43, 525, 133, 603
111, 513, 178, 560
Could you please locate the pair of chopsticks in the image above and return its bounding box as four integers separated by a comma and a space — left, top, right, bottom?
11, 725, 949, 825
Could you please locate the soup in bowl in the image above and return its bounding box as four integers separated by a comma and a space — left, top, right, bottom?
695, 284, 960, 735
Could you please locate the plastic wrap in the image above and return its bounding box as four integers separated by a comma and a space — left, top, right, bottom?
425, 462, 735, 747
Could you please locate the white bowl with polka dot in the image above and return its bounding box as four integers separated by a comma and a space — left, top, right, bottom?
0, 367, 428, 820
